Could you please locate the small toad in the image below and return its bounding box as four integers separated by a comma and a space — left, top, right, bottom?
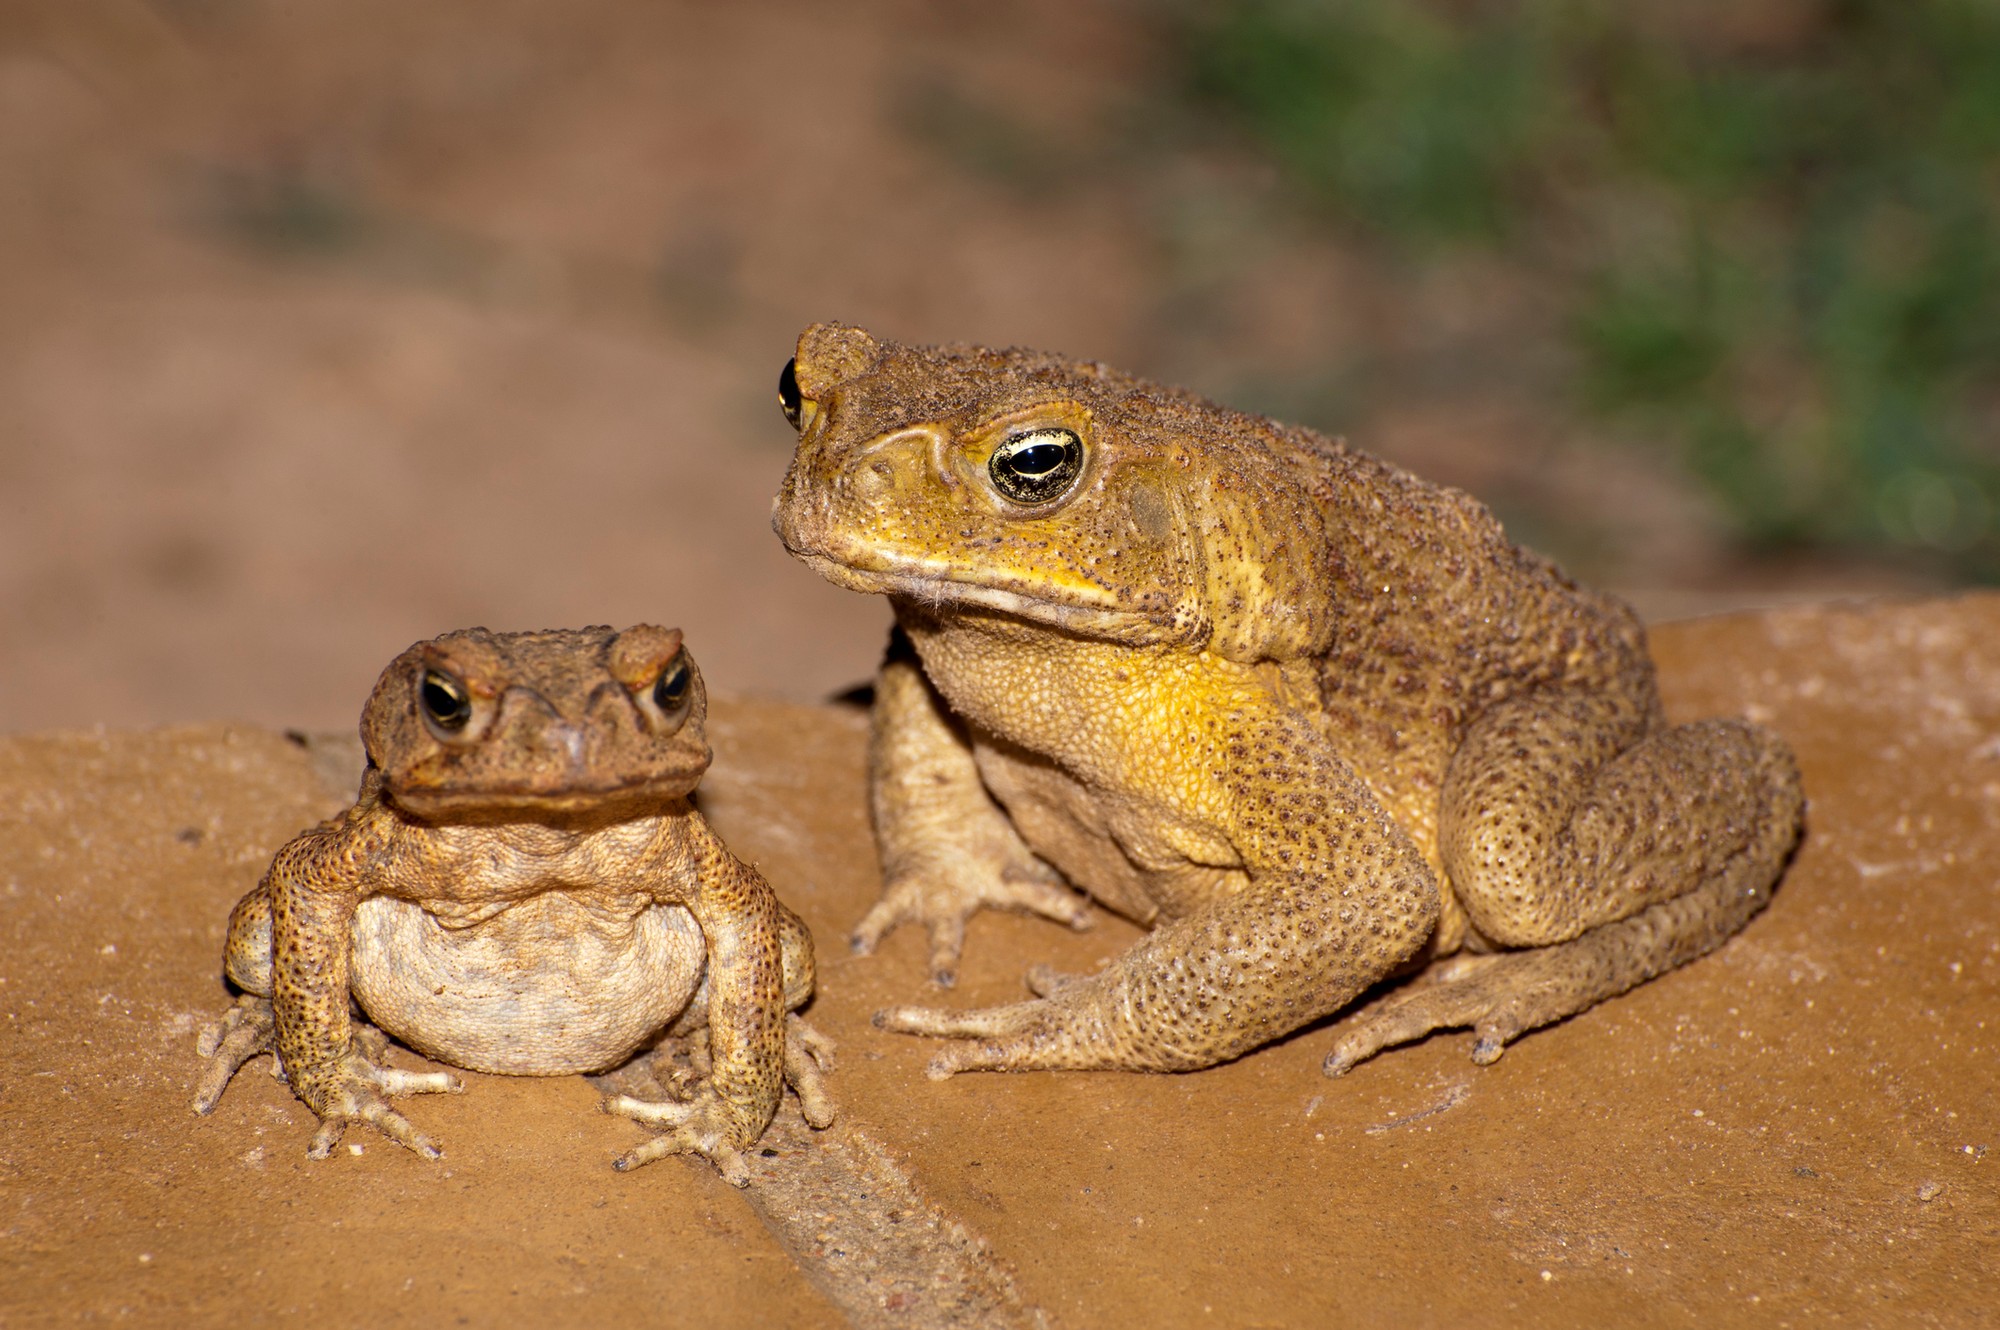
192, 624, 832, 1184
772, 323, 1802, 1080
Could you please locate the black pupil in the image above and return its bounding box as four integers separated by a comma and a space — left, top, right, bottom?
778, 358, 802, 428
422, 672, 471, 730
991, 430, 1081, 504
655, 661, 689, 711
1009, 443, 1066, 476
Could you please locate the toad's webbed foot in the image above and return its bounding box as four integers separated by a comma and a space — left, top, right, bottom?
194, 998, 431, 1118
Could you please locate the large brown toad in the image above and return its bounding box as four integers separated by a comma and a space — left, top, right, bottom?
192, 625, 832, 1185
772, 322, 1803, 1080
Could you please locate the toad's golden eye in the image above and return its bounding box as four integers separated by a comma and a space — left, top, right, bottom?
421, 669, 472, 733
653, 655, 692, 716
988, 428, 1084, 506
778, 358, 803, 430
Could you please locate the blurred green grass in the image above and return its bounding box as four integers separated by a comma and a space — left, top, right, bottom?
1173, 0, 2000, 575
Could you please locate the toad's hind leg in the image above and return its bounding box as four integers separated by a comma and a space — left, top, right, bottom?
193, 886, 281, 1112
192, 880, 452, 1131
1325, 688, 1803, 1076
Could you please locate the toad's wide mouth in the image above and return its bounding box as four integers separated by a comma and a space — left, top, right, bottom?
384, 767, 708, 822
791, 549, 1193, 645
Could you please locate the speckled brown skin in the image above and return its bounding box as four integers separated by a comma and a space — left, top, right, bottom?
772, 323, 1803, 1080
191, 625, 833, 1185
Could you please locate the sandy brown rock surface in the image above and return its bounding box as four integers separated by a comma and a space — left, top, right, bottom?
4, 596, 1997, 1327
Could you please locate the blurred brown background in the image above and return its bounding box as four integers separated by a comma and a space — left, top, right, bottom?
4, 0, 1984, 734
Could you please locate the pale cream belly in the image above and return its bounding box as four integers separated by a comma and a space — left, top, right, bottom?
349, 894, 706, 1076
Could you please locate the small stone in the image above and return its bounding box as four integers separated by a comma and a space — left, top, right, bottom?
1917, 1181, 1944, 1202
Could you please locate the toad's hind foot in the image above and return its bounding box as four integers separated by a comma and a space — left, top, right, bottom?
1324, 828, 1793, 1078
784, 1014, 837, 1129
192, 995, 278, 1113
194, 999, 420, 1115
592, 1034, 710, 1103
1322, 945, 1599, 1076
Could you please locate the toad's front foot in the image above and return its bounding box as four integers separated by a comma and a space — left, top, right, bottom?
294, 1048, 463, 1160
875, 989, 1110, 1079
604, 1089, 757, 1186
603, 1015, 837, 1184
